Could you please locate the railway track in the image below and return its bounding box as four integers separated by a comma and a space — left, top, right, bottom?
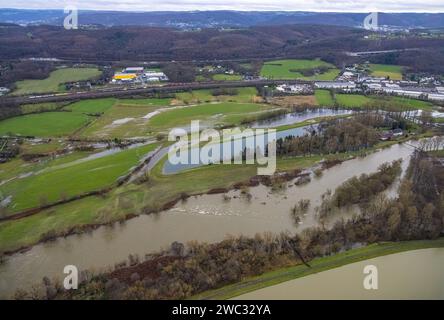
0, 79, 313, 105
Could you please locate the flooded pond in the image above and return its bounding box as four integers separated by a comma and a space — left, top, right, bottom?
234, 248, 444, 300
163, 108, 354, 174
163, 124, 318, 174
0, 141, 418, 298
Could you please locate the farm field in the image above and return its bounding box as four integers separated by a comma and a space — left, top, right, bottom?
260, 59, 339, 80
0, 112, 92, 137
63, 98, 117, 113
13, 67, 102, 95
368, 64, 403, 80
389, 96, 434, 110
175, 87, 259, 104
212, 74, 243, 81
270, 95, 318, 107
0, 151, 92, 185
148, 102, 274, 130
315, 90, 335, 106
116, 98, 172, 106
79, 98, 172, 138
334, 93, 434, 110
335, 94, 373, 108
1, 143, 158, 214
20, 103, 61, 114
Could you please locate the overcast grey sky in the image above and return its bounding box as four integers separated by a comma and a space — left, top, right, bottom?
1, 0, 443, 12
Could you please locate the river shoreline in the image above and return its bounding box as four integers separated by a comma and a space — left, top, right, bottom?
195, 238, 444, 300
0, 135, 425, 259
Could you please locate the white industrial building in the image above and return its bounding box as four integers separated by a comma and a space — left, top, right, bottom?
124, 67, 144, 74
315, 81, 357, 90
143, 71, 169, 82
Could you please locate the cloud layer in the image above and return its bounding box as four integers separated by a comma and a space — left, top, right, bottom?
1, 0, 444, 12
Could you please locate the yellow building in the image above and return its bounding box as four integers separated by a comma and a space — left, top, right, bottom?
113, 73, 137, 80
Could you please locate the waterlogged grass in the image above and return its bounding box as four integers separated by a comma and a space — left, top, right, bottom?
79, 101, 168, 138
0, 112, 92, 137
193, 238, 444, 300
0, 152, 92, 183
1, 143, 158, 214
260, 59, 339, 80
13, 68, 102, 95
315, 90, 335, 106
369, 64, 403, 80
148, 102, 272, 130
19, 140, 65, 155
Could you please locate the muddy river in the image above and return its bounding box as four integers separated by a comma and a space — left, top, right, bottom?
234, 248, 444, 300
0, 140, 419, 298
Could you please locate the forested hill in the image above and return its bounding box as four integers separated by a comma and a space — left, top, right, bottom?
1, 23, 444, 76
1, 9, 444, 29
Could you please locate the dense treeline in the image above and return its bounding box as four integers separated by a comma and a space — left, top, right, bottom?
0, 61, 54, 87
335, 160, 402, 206
0, 101, 21, 120
163, 63, 196, 83
276, 117, 380, 157
13, 147, 443, 300
1, 24, 444, 75
317, 160, 402, 219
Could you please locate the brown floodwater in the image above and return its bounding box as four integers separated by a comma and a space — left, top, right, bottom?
0, 142, 417, 298
234, 248, 444, 300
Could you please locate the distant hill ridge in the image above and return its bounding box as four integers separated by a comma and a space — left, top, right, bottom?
1, 9, 444, 28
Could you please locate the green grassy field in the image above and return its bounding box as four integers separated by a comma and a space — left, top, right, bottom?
148, 102, 272, 130
315, 90, 335, 106
1, 143, 158, 214
334, 94, 434, 110
79, 99, 172, 138
335, 94, 373, 108
260, 59, 339, 80
117, 98, 172, 106
19, 140, 65, 155
369, 64, 403, 80
64, 98, 117, 113
193, 238, 444, 300
175, 87, 258, 104
212, 74, 243, 81
13, 68, 102, 95
389, 96, 434, 110
0, 151, 92, 190
0, 112, 92, 137
20, 103, 61, 114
